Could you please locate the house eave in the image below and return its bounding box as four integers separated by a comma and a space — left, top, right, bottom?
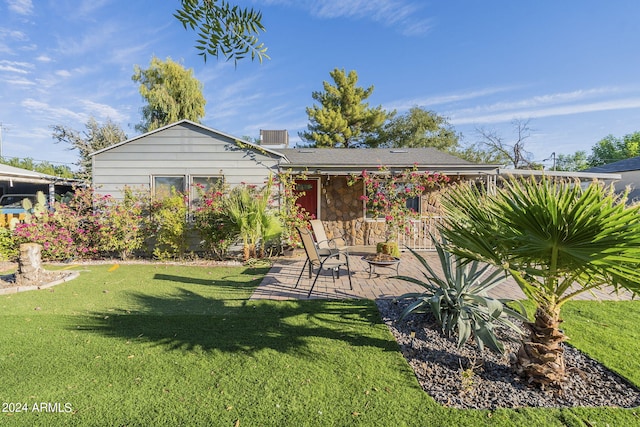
280, 163, 500, 176
494, 168, 622, 181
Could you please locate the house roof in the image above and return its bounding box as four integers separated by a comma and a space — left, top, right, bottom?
278, 147, 499, 175
585, 156, 640, 173
89, 119, 286, 159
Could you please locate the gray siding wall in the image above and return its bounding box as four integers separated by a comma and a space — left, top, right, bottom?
618, 170, 640, 204
92, 122, 281, 200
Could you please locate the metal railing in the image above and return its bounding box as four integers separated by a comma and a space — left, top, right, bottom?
397, 216, 444, 251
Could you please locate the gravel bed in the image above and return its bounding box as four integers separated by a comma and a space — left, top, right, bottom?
376, 298, 640, 410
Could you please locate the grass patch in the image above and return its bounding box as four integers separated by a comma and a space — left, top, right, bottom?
0, 264, 638, 426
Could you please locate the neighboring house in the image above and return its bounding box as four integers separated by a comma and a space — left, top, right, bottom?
585, 157, 640, 203
90, 120, 620, 249
0, 163, 80, 206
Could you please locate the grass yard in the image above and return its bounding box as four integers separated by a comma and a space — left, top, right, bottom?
0, 264, 638, 426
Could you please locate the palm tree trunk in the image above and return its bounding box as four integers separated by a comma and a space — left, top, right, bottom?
513, 306, 567, 387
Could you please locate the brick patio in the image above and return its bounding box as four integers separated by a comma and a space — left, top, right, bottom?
250, 247, 634, 301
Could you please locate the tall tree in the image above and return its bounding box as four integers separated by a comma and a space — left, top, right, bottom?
370, 107, 459, 151
174, 0, 268, 65
588, 131, 640, 167
440, 176, 640, 387
300, 68, 389, 148
52, 117, 127, 181
474, 119, 540, 169
132, 56, 206, 133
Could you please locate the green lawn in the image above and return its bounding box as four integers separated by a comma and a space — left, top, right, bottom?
0, 264, 638, 426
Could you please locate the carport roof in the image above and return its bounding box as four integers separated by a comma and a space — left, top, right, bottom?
0, 163, 82, 185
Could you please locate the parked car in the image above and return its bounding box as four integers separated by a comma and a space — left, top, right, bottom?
0, 194, 39, 215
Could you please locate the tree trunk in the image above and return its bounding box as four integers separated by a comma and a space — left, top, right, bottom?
513, 306, 567, 387
15, 243, 43, 286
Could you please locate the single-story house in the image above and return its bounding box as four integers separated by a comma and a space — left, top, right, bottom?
585, 157, 640, 203
90, 120, 621, 249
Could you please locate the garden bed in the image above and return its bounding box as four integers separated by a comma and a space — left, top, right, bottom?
376, 298, 640, 410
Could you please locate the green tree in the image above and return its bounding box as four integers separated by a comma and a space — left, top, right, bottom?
51, 117, 127, 181
588, 131, 640, 167
174, 0, 268, 65
132, 56, 206, 133
555, 150, 589, 171
0, 157, 74, 178
300, 68, 390, 148
439, 177, 640, 387
371, 107, 459, 151
453, 143, 510, 165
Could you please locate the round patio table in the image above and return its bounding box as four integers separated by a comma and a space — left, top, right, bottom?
362, 255, 401, 278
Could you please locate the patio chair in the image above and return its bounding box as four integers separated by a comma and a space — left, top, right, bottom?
295, 226, 352, 298
309, 219, 348, 254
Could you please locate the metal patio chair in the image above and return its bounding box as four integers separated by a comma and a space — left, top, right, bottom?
295, 226, 352, 298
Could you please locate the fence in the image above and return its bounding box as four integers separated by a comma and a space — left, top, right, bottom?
397, 216, 444, 251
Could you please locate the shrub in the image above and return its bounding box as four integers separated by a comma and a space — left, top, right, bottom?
97, 187, 148, 260
395, 240, 527, 354
0, 227, 18, 260
13, 221, 76, 261
192, 181, 237, 260
149, 190, 188, 260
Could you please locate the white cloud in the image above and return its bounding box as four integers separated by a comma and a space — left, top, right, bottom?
81, 100, 127, 122
5, 77, 35, 86
0, 60, 33, 74
36, 55, 52, 62
21, 98, 86, 122
55, 70, 71, 77
6, 0, 33, 15
257, 0, 431, 35
385, 85, 522, 111
450, 97, 640, 125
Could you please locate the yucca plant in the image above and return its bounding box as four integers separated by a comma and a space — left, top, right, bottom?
439, 176, 640, 387
395, 240, 527, 354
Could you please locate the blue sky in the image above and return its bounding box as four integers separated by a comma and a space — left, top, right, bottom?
2, 0, 640, 170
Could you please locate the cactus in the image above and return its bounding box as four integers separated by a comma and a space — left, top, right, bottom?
22, 191, 48, 223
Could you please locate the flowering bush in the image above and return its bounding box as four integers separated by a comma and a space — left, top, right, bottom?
12, 186, 150, 261
275, 170, 315, 248
192, 181, 237, 260
97, 187, 149, 259
14, 221, 76, 261
348, 165, 449, 241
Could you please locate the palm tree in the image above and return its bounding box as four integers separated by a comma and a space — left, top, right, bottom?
225, 180, 278, 261
438, 176, 640, 387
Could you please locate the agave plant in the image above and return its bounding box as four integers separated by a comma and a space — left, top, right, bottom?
439, 176, 640, 387
395, 241, 527, 354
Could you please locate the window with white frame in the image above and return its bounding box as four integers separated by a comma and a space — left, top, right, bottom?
153, 176, 185, 199
190, 176, 224, 209
152, 175, 224, 209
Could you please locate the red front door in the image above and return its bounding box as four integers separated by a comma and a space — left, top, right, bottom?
294, 179, 318, 218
